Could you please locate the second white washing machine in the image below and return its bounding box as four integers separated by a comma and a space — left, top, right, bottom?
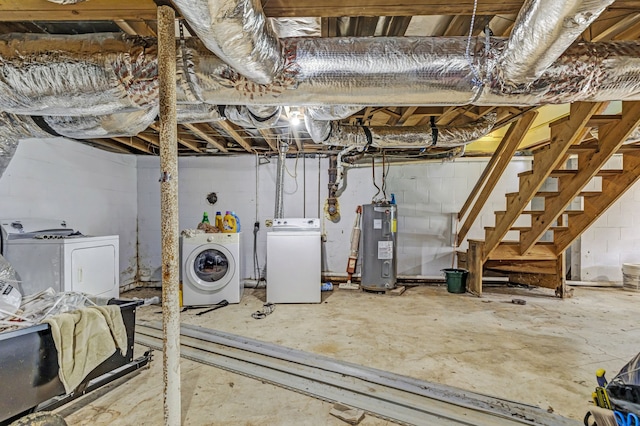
182, 232, 243, 306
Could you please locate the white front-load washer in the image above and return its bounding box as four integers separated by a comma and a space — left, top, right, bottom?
182, 232, 243, 306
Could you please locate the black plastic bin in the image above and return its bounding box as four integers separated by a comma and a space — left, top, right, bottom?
0, 299, 145, 425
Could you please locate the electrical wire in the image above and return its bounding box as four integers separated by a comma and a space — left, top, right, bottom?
371, 156, 381, 202
381, 151, 388, 201
464, 0, 483, 87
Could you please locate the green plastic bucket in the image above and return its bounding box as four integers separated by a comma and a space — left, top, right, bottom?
442, 268, 468, 294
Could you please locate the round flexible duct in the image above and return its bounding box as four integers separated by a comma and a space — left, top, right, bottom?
0, 113, 49, 179
0, 33, 158, 116
172, 0, 283, 85
313, 112, 497, 148
499, 0, 615, 85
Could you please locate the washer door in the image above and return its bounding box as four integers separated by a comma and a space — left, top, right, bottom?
186, 243, 236, 292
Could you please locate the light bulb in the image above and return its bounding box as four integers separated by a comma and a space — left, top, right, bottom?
290, 115, 301, 126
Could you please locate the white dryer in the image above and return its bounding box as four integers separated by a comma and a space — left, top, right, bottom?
182, 232, 243, 306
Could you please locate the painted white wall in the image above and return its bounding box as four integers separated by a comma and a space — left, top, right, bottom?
0, 137, 138, 287
136, 154, 532, 281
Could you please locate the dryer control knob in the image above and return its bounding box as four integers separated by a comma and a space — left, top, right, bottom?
207, 236, 213, 242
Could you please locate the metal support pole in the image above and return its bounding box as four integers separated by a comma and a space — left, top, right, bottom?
157, 6, 181, 426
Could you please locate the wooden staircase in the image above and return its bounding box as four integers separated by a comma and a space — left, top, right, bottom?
458, 101, 640, 297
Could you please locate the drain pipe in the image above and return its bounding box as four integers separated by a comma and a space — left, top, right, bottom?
158, 6, 181, 426
274, 140, 288, 219
327, 155, 340, 221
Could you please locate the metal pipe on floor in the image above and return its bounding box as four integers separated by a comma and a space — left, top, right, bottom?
157, 6, 181, 426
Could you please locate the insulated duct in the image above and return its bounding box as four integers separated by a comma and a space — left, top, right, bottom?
270, 18, 322, 38
223, 105, 282, 128
304, 106, 365, 143
499, 0, 614, 85
184, 37, 640, 106
42, 108, 158, 139
172, 0, 283, 85
0, 33, 158, 116
0, 113, 49, 179
312, 112, 497, 148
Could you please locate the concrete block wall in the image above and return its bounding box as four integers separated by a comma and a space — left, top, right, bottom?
137, 155, 532, 281
0, 137, 139, 287
580, 156, 640, 281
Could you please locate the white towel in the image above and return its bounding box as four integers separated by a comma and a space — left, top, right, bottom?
43, 305, 127, 393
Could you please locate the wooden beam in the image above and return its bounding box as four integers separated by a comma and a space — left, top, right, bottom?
258, 128, 278, 152
136, 131, 160, 147
261, 0, 527, 18
84, 138, 133, 154
590, 12, 640, 41
216, 120, 253, 153
151, 123, 203, 153
482, 102, 603, 260
457, 110, 537, 244
181, 123, 227, 153
111, 136, 155, 154
114, 19, 157, 36
0, 0, 158, 21
520, 102, 640, 254
467, 240, 484, 296
398, 107, 418, 126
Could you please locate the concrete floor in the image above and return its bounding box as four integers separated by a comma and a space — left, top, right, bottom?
56, 284, 639, 425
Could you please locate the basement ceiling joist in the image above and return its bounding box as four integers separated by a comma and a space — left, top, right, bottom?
0, 1, 640, 156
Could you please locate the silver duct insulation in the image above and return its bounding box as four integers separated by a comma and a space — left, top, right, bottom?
189, 37, 480, 106
224, 105, 281, 128
304, 106, 363, 143
43, 108, 158, 139
304, 113, 332, 143
499, 0, 614, 85
270, 18, 322, 38
172, 0, 283, 85
0, 113, 48, 179
483, 41, 640, 105
186, 37, 640, 106
177, 104, 224, 124
307, 106, 363, 120
0, 33, 158, 116
316, 112, 497, 148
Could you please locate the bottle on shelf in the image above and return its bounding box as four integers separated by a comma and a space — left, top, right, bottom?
222, 211, 237, 233
202, 212, 210, 224
215, 211, 223, 231
231, 211, 241, 232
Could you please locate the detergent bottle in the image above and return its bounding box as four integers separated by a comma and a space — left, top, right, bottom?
223, 211, 237, 233
215, 211, 223, 231
202, 212, 210, 224
231, 211, 241, 232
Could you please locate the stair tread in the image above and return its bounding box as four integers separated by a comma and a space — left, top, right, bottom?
498, 240, 556, 246
485, 225, 569, 231
518, 169, 623, 178
495, 209, 584, 216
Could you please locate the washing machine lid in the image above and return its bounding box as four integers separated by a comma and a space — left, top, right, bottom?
185, 243, 236, 292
